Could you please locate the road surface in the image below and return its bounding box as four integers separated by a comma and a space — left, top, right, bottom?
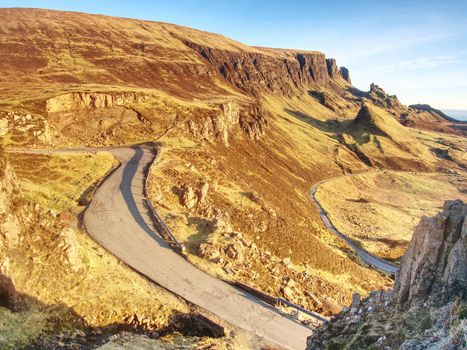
82, 145, 312, 350
309, 180, 399, 275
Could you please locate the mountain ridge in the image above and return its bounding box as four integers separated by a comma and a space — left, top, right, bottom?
0, 8, 466, 349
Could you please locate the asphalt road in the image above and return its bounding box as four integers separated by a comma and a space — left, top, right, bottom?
82, 145, 313, 350
309, 180, 399, 275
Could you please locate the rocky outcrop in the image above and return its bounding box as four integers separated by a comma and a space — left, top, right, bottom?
0, 111, 52, 145
46, 92, 148, 113
306, 200, 467, 350
180, 181, 210, 209
185, 42, 346, 97
186, 102, 239, 146
393, 200, 466, 308
325, 58, 340, 79
0, 147, 21, 248
339, 67, 351, 83
0, 272, 17, 310
186, 101, 269, 145
239, 104, 269, 140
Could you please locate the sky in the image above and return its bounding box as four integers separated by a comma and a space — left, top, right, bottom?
1, 0, 467, 111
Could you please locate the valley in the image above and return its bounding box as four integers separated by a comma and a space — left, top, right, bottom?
0, 7, 465, 349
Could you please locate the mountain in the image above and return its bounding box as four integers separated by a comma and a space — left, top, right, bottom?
0, 8, 466, 349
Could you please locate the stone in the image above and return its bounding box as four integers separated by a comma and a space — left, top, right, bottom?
282, 286, 295, 300
181, 186, 197, 209
351, 292, 361, 309
197, 181, 209, 203
376, 336, 387, 348
224, 243, 243, 261
208, 212, 232, 233
281, 257, 293, 269
197, 242, 220, 261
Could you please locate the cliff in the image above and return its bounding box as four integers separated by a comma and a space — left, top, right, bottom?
393, 200, 466, 308
307, 200, 467, 349
0, 8, 349, 101
181, 41, 350, 97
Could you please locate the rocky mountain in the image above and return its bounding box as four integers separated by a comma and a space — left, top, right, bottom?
0, 7, 466, 349
307, 200, 467, 349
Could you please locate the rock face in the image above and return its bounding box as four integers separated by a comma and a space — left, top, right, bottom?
46, 92, 148, 113
0, 147, 21, 249
339, 67, 351, 83
325, 58, 340, 78
185, 42, 345, 97
306, 200, 467, 350
393, 200, 466, 308
186, 101, 269, 145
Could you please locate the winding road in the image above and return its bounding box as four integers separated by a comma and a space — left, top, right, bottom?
82, 145, 312, 350
10, 143, 398, 348
310, 180, 399, 275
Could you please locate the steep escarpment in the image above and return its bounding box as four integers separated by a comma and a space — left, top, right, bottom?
409, 104, 459, 122
393, 200, 466, 308
307, 200, 467, 349
185, 41, 350, 97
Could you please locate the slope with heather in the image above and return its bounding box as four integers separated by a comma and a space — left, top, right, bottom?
0, 7, 465, 329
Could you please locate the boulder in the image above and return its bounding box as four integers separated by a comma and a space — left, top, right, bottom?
0, 273, 17, 310
351, 292, 361, 309
208, 212, 232, 233
196, 181, 209, 204
181, 186, 197, 209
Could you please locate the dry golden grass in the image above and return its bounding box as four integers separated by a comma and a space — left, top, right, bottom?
1, 150, 193, 348
8, 152, 117, 212
147, 111, 392, 314
316, 170, 467, 261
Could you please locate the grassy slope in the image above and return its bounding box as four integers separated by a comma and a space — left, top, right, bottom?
316, 171, 467, 261
0, 6, 464, 323
147, 93, 393, 315
1, 152, 195, 349
8, 152, 117, 212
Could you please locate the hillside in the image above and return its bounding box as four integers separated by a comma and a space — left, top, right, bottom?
0, 7, 466, 349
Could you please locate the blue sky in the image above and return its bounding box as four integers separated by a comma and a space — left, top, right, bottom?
2, 0, 467, 110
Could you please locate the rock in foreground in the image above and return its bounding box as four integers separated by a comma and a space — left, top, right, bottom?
307, 200, 467, 350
